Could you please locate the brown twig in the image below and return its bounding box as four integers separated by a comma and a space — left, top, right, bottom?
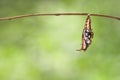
0, 13, 120, 21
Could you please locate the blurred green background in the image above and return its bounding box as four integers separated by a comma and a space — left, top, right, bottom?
0, 0, 120, 80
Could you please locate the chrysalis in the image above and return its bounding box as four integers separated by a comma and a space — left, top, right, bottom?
77, 14, 94, 51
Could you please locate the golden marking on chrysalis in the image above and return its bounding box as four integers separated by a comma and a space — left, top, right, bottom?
77, 14, 94, 51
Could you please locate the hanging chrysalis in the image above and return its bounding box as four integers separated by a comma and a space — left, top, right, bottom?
77, 14, 94, 51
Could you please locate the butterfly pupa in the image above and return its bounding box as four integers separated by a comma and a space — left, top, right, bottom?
77, 14, 94, 51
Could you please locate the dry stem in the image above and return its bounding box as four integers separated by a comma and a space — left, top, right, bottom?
0, 13, 120, 21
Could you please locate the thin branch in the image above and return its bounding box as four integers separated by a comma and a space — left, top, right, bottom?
0, 13, 120, 21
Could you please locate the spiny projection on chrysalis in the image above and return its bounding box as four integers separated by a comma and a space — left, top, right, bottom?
77, 14, 94, 51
